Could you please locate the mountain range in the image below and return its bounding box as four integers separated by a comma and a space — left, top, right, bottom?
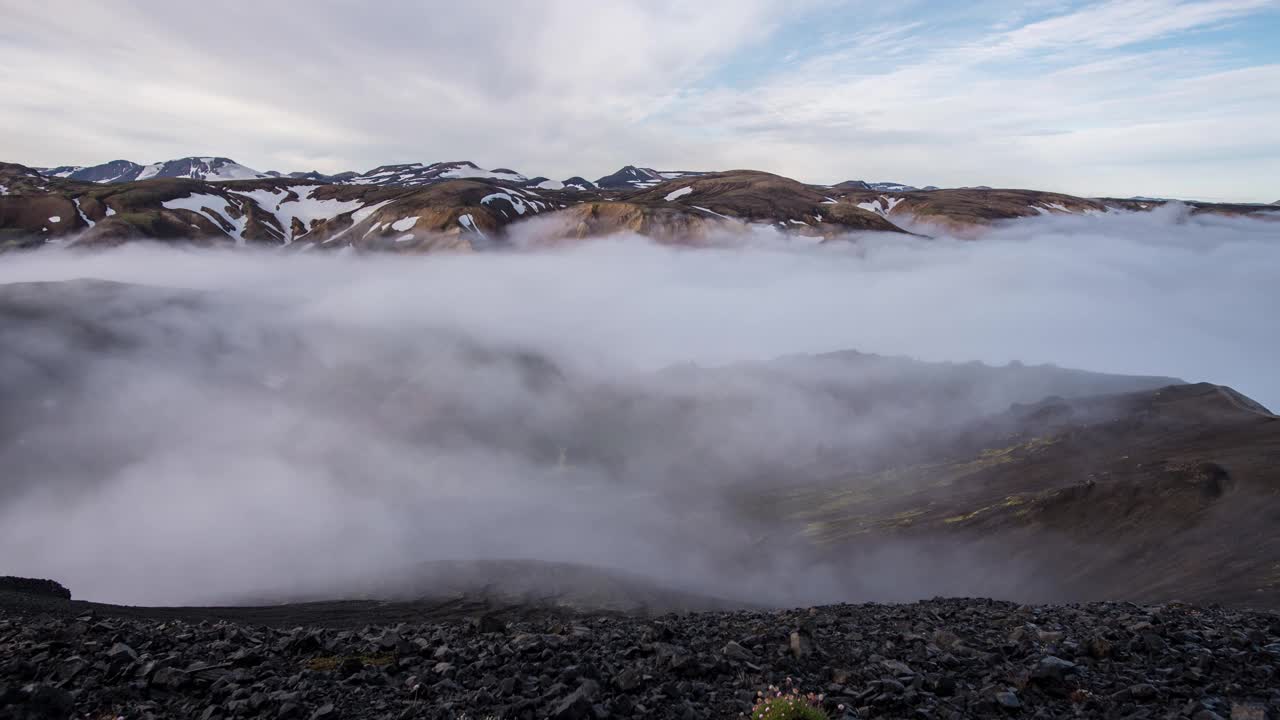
33, 156, 943, 194
2, 156, 1276, 252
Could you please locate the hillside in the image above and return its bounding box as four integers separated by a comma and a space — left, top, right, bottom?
1, 279, 1276, 612
4, 159, 1276, 252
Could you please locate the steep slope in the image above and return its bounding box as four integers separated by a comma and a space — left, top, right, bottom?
760, 382, 1280, 607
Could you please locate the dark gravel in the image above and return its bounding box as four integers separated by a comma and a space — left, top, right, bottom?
2, 595, 1278, 719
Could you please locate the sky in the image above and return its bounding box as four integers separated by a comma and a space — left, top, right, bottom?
1, 0, 1277, 202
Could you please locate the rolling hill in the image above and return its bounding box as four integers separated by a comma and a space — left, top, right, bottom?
2, 158, 1278, 253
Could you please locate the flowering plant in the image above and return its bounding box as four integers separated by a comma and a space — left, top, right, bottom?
746, 678, 834, 720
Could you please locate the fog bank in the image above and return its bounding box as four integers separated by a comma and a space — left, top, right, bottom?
0, 208, 1275, 606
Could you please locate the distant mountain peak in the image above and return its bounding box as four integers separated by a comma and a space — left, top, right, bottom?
346, 161, 525, 187
594, 165, 710, 190
835, 179, 936, 192
34, 157, 265, 184
135, 156, 266, 182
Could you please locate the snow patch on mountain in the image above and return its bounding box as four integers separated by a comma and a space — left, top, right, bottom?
73, 198, 94, 228
231, 185, 369, 244
132, 157, 268, 183
856, 196, 905, 216
321, 199, 399, 245
481, 192, 528, 216
162, 193, 249, 246
595, 165, 666, 189
136, 163, 163, 181
692, 206, 732, 220
349, 200, 394, 225
457, 213, 486, 239
440, 166, 525, 181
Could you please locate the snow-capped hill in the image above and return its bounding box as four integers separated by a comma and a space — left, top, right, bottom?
656, 170, 707, 180
595, 165, 665, 189
517, 176, 600, 191
522, 177, 561, 190
38, 160, 145, 183
0, 162, 52, 195
345, 161, 526, 187
836, 180, 937, 192
561, 176, 596, 191
265, 170, 357, 183
136, 157, 267, 182
593, 166, 710, 190
37, 157, 266, 183
38, 166, 83, 178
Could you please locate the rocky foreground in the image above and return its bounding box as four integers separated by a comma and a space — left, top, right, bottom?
2, 589, 1278, 720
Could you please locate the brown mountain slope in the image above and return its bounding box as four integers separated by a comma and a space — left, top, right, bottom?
759, 382, 1280, 608
3, 176, 571, 252
831, 188, 1108, 235
833, 187, 1280, 236
621, 170, 907, 235
4, 160, 1279, 251
463, 170, 913, 246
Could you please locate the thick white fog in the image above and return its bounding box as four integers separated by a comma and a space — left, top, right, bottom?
0, 206, 1276, 606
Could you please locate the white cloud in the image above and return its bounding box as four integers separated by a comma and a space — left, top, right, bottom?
0, 0, 1274, 200
981, 0, 1276, 53
0, 0, 790, 176
672, 2, 1280, 200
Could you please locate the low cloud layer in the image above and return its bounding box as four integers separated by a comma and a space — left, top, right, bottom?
0, 208, 1276, 606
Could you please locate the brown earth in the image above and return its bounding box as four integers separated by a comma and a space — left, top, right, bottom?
3, 161, 1278, 251
832, 188, 1106, 236
759, 382, 1280, 608
617, 170, 906, 237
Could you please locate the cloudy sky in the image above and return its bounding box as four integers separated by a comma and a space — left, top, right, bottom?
2, 0, 1277, 201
